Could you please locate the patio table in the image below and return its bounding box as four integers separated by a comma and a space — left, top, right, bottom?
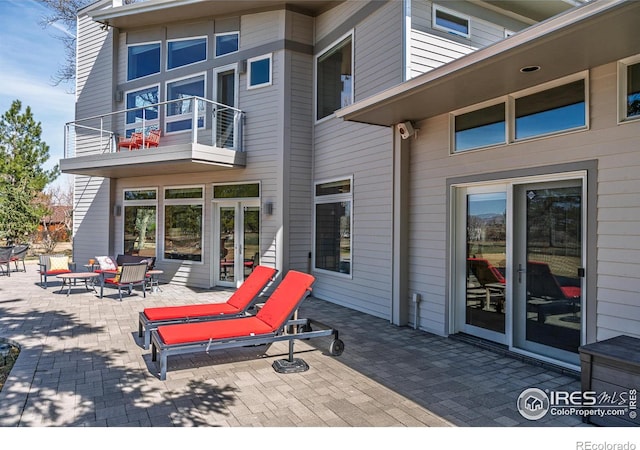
56, 272, 100, 296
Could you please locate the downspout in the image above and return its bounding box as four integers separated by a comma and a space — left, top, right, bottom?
403, 0, 412, 82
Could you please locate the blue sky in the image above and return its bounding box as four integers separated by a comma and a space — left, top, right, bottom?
0, 0, 75, 190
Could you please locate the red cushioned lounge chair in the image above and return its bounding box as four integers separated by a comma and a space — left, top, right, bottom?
150, 270, 344, 380
138, 265, 277, 349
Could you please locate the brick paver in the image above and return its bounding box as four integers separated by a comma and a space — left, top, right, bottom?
0, 262, 585, 427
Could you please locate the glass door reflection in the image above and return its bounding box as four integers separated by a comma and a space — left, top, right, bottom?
465, 192, 507, 334
219, 206, 235, 284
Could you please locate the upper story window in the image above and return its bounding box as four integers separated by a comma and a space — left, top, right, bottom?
167, 37, 207, 70
619, 55, 640, 122
247, 54, 272, 89
433, 5, 470, 38
316, 33, 353, 121
166, 74, 206, 133
215, 32, 239, 57
128, 42, 161, 81
125, 85, 159, 136
451, 73, 588, 153
514, 78, 586, 141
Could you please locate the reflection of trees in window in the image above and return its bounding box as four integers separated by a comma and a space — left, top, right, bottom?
526, 188, 581, 257
124, 206, 156, 255
164, 205, 203, 261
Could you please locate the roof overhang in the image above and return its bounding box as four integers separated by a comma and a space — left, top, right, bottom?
337, 0, 640, 127
60, 144, 245, 178
89, 0, 343, 28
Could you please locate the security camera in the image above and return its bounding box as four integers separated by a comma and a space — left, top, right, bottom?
397, 121, 415, 139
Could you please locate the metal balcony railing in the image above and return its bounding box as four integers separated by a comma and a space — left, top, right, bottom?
64, 97, 245, 158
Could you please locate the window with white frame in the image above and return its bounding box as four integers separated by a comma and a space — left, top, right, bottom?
127, 42, 161, 81
125, 85, 159, 137
215, 32, 239, 57
451, 73, 587, 153
514, 78, 586, 140
123, 189, 157, 257
316, 34, 353, 121
433, 5, 470, 38
620, 56, 640, 121
247, 54, 272, 89
165, 74, 205, 133
167, 37, 207, 70
454, 102, 506, 152
314, 178, 352, 275
164, 186, 204, 262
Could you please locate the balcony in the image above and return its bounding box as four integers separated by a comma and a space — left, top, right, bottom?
60, 97, 246, 179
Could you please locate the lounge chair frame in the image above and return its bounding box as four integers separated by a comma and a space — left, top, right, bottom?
151, 314, 343, 381
138, 266, 277, 349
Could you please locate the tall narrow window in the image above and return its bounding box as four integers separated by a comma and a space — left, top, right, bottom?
626, 61, 640, 119
127, 43, 161, 80
123, 189, 157, 257
167, 37, 206, 70
314, 178, 352, 275
316, 35, 353, 121
164, 186, 204, 262
125, 86, 159, 136
166, 74, 205, 133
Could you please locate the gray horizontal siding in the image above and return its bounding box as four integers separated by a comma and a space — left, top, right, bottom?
354, 1, 403, 100
409, 0, 512, 78
406, 62, 640, 340
286, 51, 313, 272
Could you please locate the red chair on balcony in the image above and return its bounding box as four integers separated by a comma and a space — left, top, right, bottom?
141, 129, 161, 148
117, 132, 143, 151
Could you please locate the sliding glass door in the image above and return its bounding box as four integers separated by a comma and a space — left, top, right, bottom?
454, 174, 585, 365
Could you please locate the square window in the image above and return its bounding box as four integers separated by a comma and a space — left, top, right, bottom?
215, 32, 239, 57
167, 38, 206, 70
128, 43, 161, 80
454, 103, 506, 152
316, 35, 353, 121
248, 55, 272, 89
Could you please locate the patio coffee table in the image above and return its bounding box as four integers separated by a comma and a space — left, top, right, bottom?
56, 272, 100, 296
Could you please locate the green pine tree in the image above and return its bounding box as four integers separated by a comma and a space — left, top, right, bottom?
0, 100, 60, 244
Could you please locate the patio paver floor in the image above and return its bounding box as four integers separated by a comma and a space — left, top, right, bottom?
0, 262, 585, 428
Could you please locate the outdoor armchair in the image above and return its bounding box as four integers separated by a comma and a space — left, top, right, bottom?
116, 132, 143, 151
10, 244, 29, 272
102, 261, 148, 301
0, 247, 13, 277
39, 254, 73, 287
